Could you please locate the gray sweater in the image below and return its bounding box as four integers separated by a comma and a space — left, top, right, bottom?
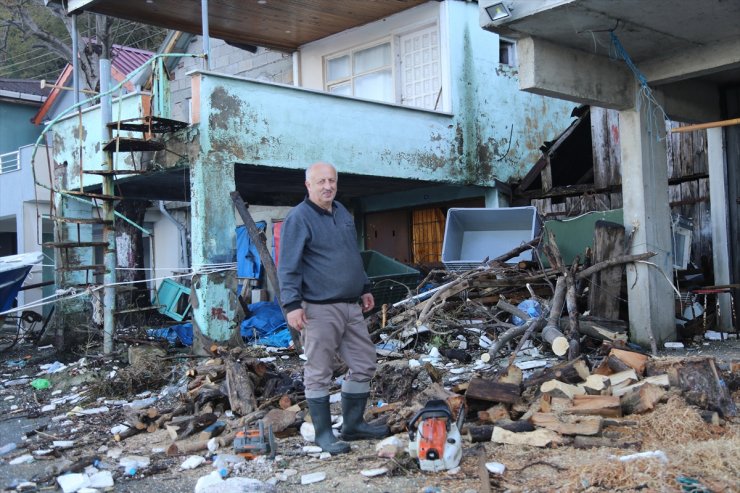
278, 198, 370, 312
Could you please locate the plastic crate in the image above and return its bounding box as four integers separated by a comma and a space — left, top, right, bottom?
361, 250, 420, 307
441, 207, 541, 271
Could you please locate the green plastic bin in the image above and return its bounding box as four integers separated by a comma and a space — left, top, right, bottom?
360, 250, 420, 307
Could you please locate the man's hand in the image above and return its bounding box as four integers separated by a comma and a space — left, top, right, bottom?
286, 308, 307, 331
361, 293, 375, 313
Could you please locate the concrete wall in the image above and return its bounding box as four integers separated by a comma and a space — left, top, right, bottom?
170, 37, 293, 123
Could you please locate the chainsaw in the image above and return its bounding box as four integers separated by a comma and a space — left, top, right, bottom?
233, 420, 276, 459
407, 399, 464, 472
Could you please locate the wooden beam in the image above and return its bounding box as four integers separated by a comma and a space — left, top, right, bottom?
670, 117, 740, 133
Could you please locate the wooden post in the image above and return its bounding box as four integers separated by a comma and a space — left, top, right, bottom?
230, 191, 302, 351
588, 221, 625, 319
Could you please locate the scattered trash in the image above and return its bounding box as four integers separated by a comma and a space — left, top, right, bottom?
300, 472, 326, 485
485, 462, 506, 474
0, 442, 17, 455
9, 454, 34, 465
361, 467, 389, 477
180, 455, 206, 470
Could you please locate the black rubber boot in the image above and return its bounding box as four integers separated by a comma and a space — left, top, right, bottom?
340, 392, 390, 441
306, 396, 350, 454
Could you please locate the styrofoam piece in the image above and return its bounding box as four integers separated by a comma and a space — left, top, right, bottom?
301, 472, 326, 485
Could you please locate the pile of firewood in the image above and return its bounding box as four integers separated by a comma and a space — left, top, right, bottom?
114, 346, 304, 455
459, 347, 736, 448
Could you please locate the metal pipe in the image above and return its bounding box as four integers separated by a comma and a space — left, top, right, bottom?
71, 14, 80, 104
201, 0, 210, 70
99, 58, 116, 354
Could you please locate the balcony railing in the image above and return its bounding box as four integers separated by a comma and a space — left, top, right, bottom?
0, 151, 20, 174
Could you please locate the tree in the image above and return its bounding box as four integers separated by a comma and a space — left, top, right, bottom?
0, 0, 165, 87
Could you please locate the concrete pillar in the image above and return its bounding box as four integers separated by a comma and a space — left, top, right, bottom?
619, 91, 676, 347
707, 127, 733, 330
484, 186, 510, 208
189, 156, 238, 354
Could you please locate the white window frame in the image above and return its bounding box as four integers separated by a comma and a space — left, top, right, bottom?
324, 38, 396, 104
0, 150, 20, 174
499, 37, 517, 67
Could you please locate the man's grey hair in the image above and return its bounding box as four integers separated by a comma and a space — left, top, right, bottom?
305, 162, 337, 181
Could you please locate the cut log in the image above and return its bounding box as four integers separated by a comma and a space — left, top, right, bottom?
113, 426, 142, 442
582, 374, 610, 395
606, 355, 632, 373
167, 431, 237, 456
611, 374, 669, 398
620, 383, 667, 415
530, 413, 602, 436
491, 426, 565, 447
468, 421, 535, 443
478, 404, 510, 423
260, 409, 298, 434
540, 380, 585, 400
608, 369, 638, 387
567, 395, 622, 418
541, 325, 569, 357
588, 221, 625, 319
524, 357, 590, 388
466, 378, 521, 404
609, 348, 649, 375
498, 365, 523, 386
573, 435, 641, 449
166, 413, 217, 441
576, 317, 628, 343
225, 359, 257, 416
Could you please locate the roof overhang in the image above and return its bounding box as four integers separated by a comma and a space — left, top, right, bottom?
479, 0, 740, 116
66, 0, 430, 52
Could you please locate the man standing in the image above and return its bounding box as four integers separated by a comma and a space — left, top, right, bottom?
278, 162, 388, 454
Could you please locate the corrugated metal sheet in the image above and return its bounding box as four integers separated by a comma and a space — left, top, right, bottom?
111, 45, 153, 76
0, 78, 51, 98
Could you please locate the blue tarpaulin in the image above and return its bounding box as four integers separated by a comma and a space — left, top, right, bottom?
236, 222, 266, 280
147, 301, 291, 348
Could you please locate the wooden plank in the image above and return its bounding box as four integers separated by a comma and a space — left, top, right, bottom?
588, 220, 625, 319
609, 348, 649, 375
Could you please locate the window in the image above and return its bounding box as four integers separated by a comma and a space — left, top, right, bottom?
0, 151, 19, 173
324, 25, 441, 111
499, 38, 517, 66
326, 42, 393, 103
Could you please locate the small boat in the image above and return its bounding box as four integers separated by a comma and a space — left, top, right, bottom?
0, 252, 44, 316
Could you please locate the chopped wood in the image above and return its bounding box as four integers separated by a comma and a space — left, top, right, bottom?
260, 409, 297, 434
468, 421, 535, 443
478, 404, 510, 423
466, 378, 521, 404
609, 348, 649, 375
278, 395, 292, 410
524, 357, 590, 388
166, 413, 217, 441
540, 380, 586, 400
225, 359, 257, 416
620, 383, 667, 415
582, 374, 610, 395
576, 318, 628, 343
606, 355, 632, 373
491, 426, 565, 447
700, 410, 721, 425
608, 369, 638, 387
366, 402, 403, 418
498, 365, 523, 386
611, 374, 670, 398
530, 413, 602, 436
166, 431, 237, 456
572, 435, 641, 449
113, 426, 143, 442
567, 395, 622, 418
542, 325, 569, 357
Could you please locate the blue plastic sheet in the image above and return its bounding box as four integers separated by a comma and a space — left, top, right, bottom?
236, 222, 266, 280
147, 322, 193, 346
240, 301, 290, 347
147, 301, 291, 348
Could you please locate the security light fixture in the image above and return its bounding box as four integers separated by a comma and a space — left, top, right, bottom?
485, 2, 511, 21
